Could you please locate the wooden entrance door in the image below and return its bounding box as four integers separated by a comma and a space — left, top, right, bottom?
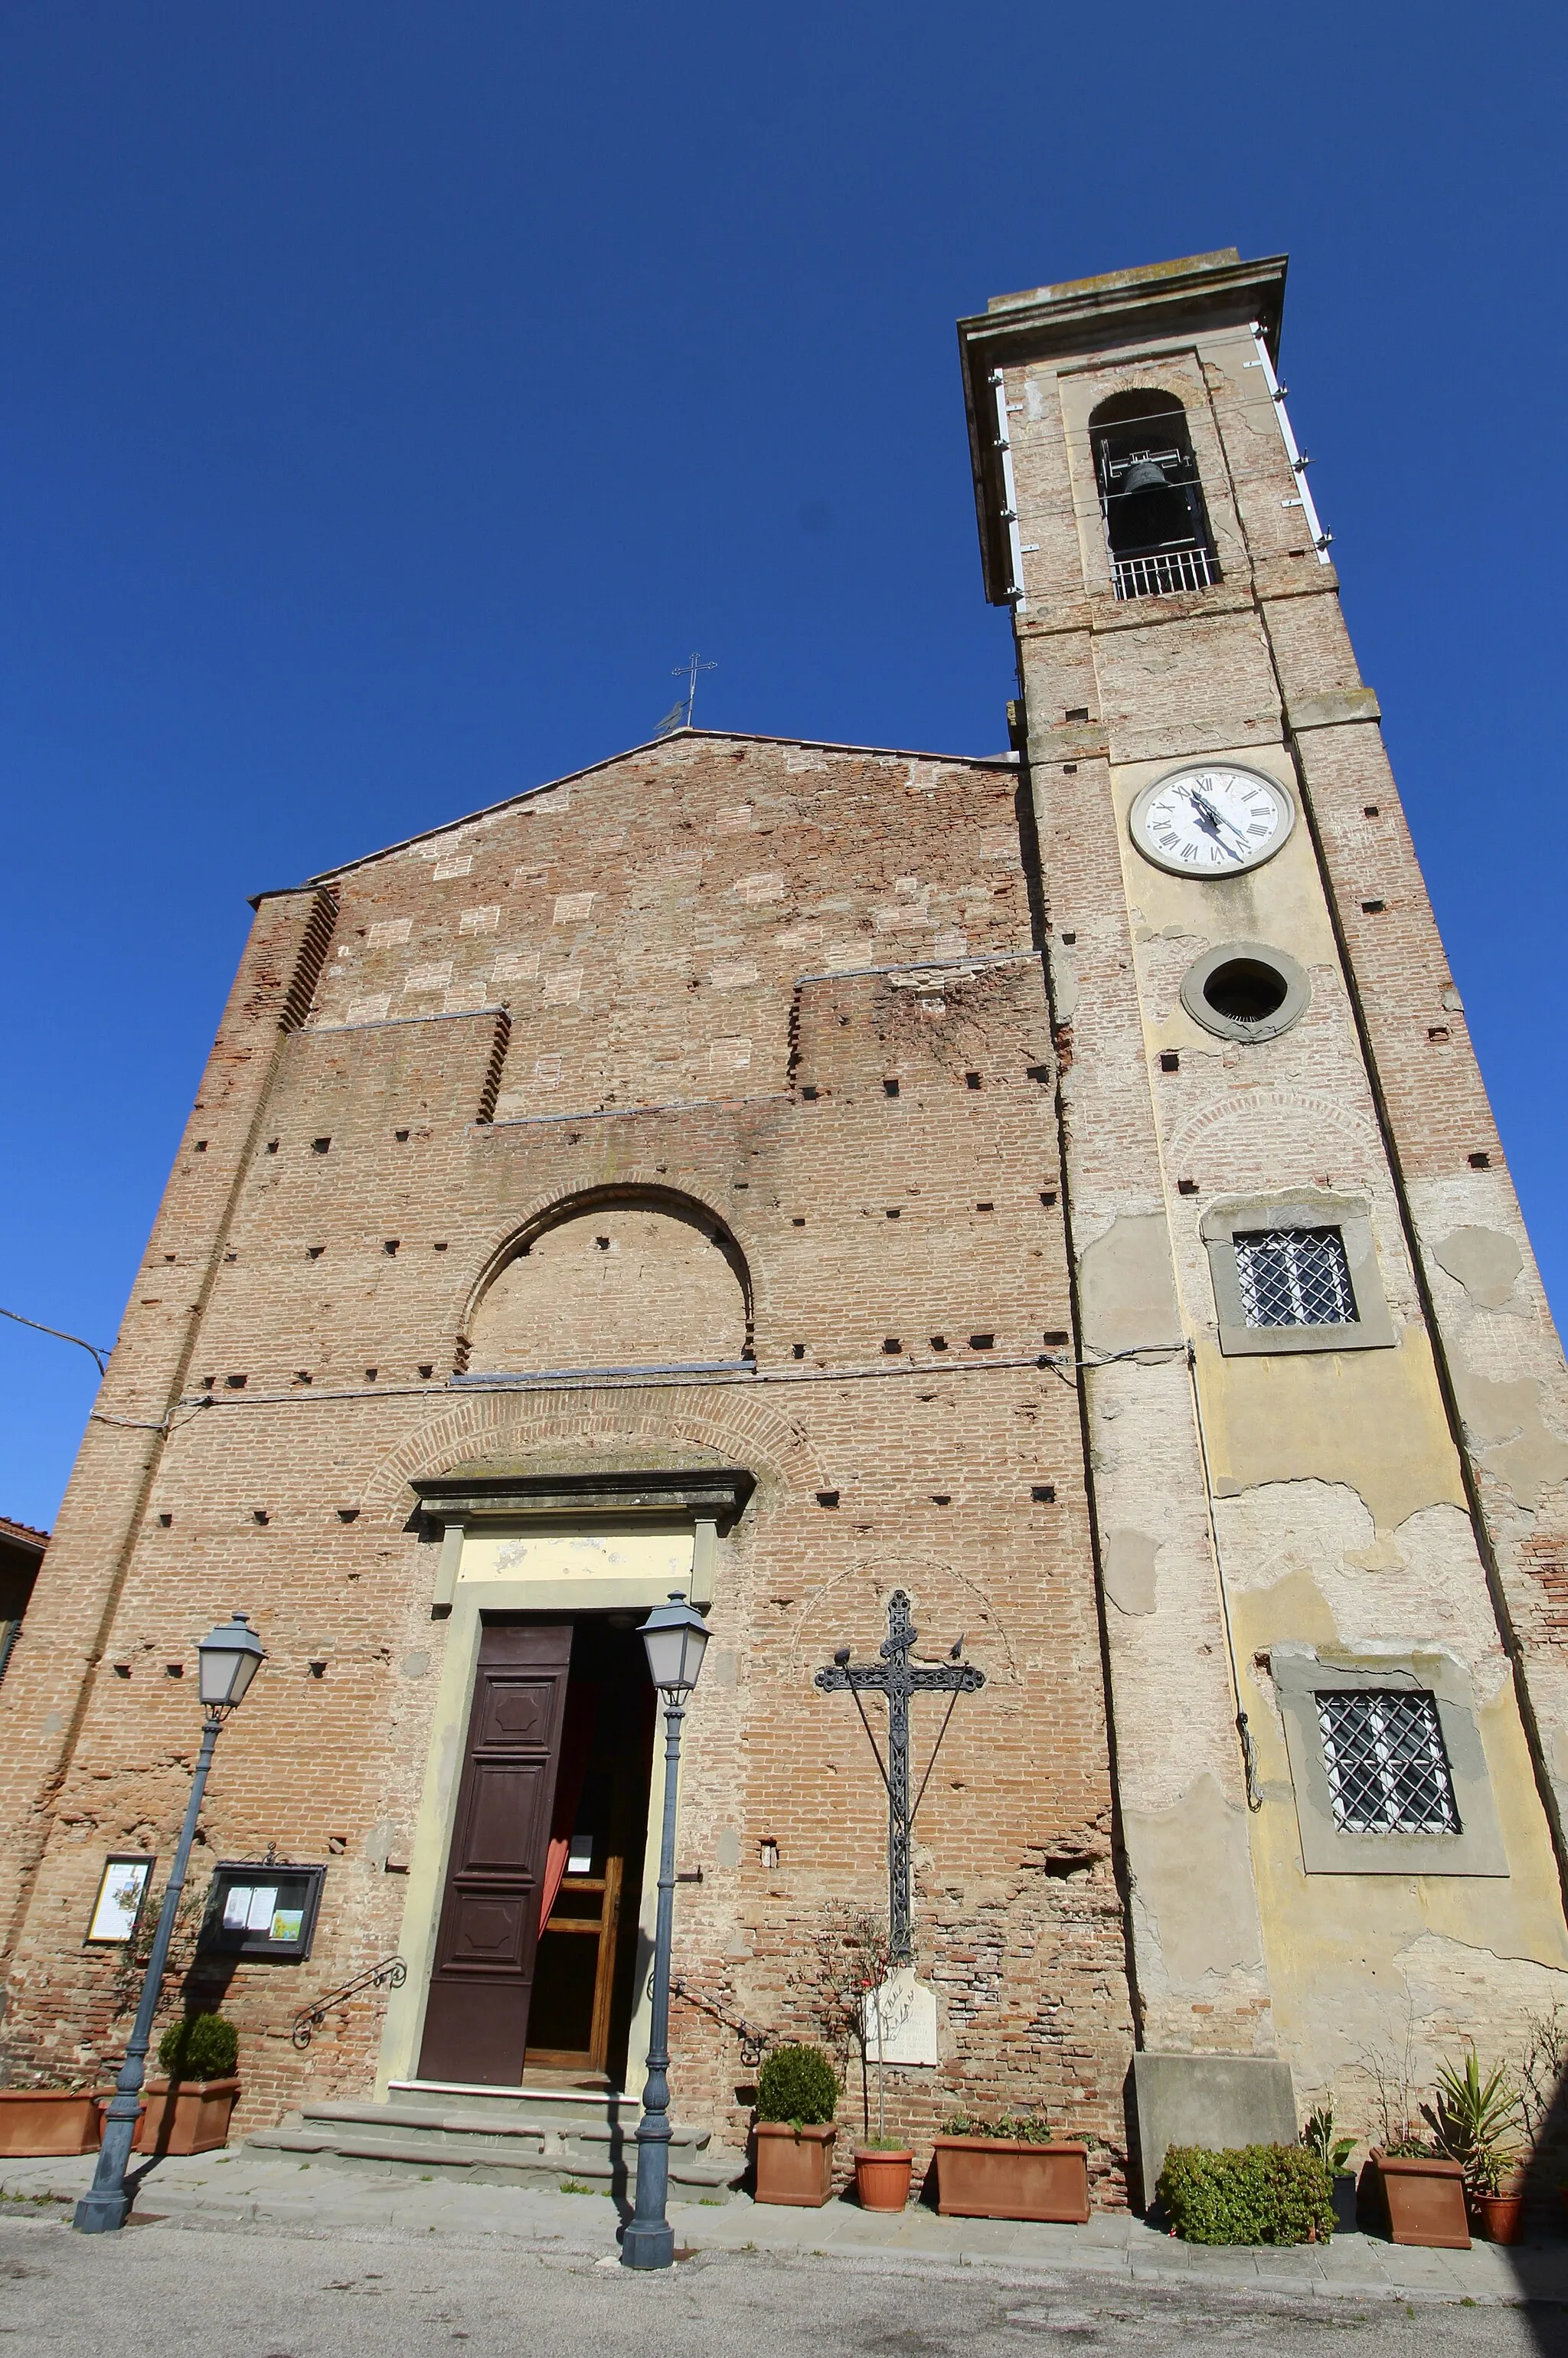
524, 1626, 656, 2085
417, 1621, 571, 2085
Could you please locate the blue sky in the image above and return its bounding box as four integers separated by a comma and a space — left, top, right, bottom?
2, 2, 1564, 1528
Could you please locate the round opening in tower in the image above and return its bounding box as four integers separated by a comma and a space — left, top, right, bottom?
1201, 958, 1290, 1026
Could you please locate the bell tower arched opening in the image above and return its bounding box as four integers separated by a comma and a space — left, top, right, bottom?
1089, 388, 1220, 599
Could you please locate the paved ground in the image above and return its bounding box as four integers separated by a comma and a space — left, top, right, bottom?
4, 2148, 1568, 2353
4, 2205, 1568, 2358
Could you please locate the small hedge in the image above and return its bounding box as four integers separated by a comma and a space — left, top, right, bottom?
157, 2012, 239, 2082
1158, 2144, 1334, 2245
756, 2042, 838, 2127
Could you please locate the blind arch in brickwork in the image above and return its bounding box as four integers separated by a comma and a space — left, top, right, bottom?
466, 1188, 753, 1375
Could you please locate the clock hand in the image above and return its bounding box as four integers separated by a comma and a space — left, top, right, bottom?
1187, 787, 1250, 854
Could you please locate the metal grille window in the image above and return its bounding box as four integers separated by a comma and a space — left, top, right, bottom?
1234, 1226, 1357, 1329
1316, 1690, 1460, 1836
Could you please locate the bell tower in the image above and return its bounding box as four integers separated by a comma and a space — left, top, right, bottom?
959, 251, 1568, 2163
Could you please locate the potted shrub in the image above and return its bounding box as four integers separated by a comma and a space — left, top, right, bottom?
1428, 2046, 1524, 2245
109, 2013, 240, 2157
933, 2110, 1090, 2222
1355, 2015, 1471, 2248
0, 2082, 106, 2157
1158, 2144, 1335, 2245
753, 2043, 839, 2207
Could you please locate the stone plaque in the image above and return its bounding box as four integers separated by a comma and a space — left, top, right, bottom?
861, 1967, 939, 2067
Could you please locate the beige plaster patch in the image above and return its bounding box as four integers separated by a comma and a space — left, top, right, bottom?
1232, 1568, 1339, 1657
1050, 944, 1080, 1025
1102, 1528, 1159, 1616
1431, 1227, 1524, 1310
1124, 1771, 1264, 1989
1452, 1367, 1568, 1509
1079, 1215, 1181, 1356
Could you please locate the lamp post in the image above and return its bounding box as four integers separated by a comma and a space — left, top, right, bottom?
75, 1612, 265, 2235
621, 1591, 709, 2271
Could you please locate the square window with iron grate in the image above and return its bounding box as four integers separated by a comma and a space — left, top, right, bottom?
1316, 1690, 1460, 1836
1234, 1227, 1357, 1329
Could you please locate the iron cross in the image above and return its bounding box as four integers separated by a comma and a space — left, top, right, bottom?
815, 1591, 985, 1964
674, 649, 717, 727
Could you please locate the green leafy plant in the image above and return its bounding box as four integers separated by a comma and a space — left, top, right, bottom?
1158, 2145, 1334, 2246
1302, 2103, 1355, 2176
755, 2042, 838, 2128
941, 2110, 1056, 2144
156, 2011, 238, 2082
1424, 2046, 1523, 2195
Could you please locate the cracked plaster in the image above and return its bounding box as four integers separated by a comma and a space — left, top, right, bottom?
1194, 1330, 1465, 1534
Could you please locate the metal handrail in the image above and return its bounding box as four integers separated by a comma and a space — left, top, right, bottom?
1113, 545, 1220, 600
671, 1975, 770, 2069
291, 1957, 406, 2049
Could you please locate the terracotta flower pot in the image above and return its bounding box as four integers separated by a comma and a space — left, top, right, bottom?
854, 2147, 913, 2212
1367, 2150, 1471, 2249
753, 2121, 837, 2207
1472, 2191, 1525, 2245
933, 2135, 1090, 2223
95, 2078, 240, 2158
0, 2090, 103, 2157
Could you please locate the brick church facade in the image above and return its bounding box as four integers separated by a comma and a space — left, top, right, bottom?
5, 248, 1567, 2204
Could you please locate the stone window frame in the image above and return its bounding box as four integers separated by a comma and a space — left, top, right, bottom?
1179, 940, 1310, 1045
1270, 1645, 1508, 1877
1200, 1189, 1395, 1357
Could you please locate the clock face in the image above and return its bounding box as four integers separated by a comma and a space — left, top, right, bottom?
1129, 765, 1295, 878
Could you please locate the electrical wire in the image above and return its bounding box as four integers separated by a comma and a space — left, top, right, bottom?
0, 1304, 114, 1376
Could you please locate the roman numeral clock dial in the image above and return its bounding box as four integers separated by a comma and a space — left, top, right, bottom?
1128, 765, 1295, 877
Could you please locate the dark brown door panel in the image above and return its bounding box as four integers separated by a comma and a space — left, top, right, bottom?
416, 1621, 571, 2084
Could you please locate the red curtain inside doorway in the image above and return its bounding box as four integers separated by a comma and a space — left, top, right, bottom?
537, 1683, 599, 1934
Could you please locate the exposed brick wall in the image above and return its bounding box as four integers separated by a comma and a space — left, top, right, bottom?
0, 732, 1136, 2198
469, 1202, 750, 1374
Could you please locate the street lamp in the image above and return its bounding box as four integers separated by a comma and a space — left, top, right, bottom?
621, 1591, 709, 2271
75, 1613, 265, 2235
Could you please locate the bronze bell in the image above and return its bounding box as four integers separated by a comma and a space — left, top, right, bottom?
1120, 456, 1171, 496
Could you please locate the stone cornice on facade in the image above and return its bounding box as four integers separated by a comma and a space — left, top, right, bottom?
410, 1466, 755, 1529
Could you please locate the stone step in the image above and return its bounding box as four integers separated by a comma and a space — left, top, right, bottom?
245, 2105, 741, 2198
386, 2079, 632, 2127
299, 2098, 710, 2152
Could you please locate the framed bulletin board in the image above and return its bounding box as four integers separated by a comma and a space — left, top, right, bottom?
85, 1855, 156, 1945
198, 1862, 326, 1964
